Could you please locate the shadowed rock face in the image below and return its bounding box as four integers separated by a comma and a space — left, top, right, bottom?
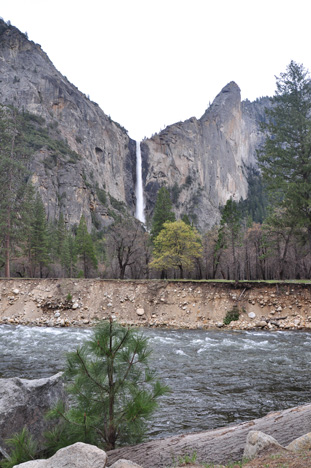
142, 83, 270, 230
0, 19, 270, 231
0, 373, 65, 458
0, 19, 136, 230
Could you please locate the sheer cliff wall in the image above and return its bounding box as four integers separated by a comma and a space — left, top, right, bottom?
0, 19, 270, 231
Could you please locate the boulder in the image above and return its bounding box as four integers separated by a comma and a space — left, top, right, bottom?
286, 432, 311, 452
109, 460, 143, 468
14, 442, 107, 467
0, 373, 65, 458
243, 430, 287, 460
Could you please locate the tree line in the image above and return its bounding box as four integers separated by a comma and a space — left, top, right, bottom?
1, 61, 311, 280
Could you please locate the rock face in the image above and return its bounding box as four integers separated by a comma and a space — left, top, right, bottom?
0, 19, 136, 230
14, 442, 107, 468
0, 19, 271, 231
0, 373, 65, 458
142, 84, 271, 230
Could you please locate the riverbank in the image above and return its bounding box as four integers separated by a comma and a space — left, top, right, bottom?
1, 279, 311, 330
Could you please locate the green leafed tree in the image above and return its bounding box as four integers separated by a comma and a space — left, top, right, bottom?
150, 220, 202, 278
46, 320, 169, 452
258, 60, 311, 248
75, 215, 98, 277
150, 187, 175, 242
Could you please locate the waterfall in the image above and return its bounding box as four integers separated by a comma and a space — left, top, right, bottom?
135, 140, 145, 224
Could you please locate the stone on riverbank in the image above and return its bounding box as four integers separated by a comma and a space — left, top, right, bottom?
243, 430, 287, 459
14, 442, 107, 468
286, 432, 311, 451
0, 373, 65, 458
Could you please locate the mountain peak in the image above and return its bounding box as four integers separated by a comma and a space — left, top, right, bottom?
200, 81, 241, 121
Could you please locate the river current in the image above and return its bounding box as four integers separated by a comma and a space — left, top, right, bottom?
0, 325, 310, 439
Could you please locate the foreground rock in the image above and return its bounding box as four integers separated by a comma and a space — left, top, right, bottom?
243, 430, 288, 459
0, 373, 65, 458
286, 431, 311, 451
14, 442, 107, 468
107, 404, 311, 467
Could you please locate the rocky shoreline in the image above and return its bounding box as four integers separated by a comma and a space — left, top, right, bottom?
1, 372, 310, 467
1, 279, 311, 331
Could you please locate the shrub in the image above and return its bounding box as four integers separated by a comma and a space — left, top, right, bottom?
0, 428, 37, 468
223, 307, 240, 325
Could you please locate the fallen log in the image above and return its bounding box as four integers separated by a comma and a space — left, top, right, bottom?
107, 404, 311, 468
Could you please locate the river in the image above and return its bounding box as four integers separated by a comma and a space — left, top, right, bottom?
1, 325, 310, 439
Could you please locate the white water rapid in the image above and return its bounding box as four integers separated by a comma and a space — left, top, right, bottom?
135, 140, 145, 223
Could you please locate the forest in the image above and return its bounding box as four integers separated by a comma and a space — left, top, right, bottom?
1, 61, 311, 281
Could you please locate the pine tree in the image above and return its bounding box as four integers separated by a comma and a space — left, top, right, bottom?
29, 194, 49, 277
258, 61, 311, 248
0, 105, 31, 277
46, 320, 169, 452
56, 213, 67, 257
75, 215, 97, 277
219, 199, 243, 281
60, 233, 77, 277
150, 187, 175, 242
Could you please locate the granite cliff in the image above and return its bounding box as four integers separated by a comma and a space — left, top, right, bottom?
0, 19, 270, 231
142, 84, 270, 229
0, 19, 136, 230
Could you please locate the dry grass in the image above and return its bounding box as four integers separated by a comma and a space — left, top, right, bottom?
241, 448, 311, 468
173, 448, 311, 468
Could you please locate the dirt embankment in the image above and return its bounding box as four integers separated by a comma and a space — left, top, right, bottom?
1, 279, 311, 330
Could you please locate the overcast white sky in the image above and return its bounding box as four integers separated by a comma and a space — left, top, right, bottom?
1, 0, 311, 140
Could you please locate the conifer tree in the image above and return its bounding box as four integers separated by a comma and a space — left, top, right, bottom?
29, 194, 49, 277
150, 187, 175, 242
75, 215, 97, 277
60, 233, 77, 277
56, 213, 67, 257
219, 198, 243, 281
46, 320, 169, 452
258, 61, 311, 248
0, 105, 31, 277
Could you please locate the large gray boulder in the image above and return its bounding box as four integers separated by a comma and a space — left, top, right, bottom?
243, 430, 287, 460
286, 432, 311, 451
13, 442, 107, 467
0, 373, 65, 458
